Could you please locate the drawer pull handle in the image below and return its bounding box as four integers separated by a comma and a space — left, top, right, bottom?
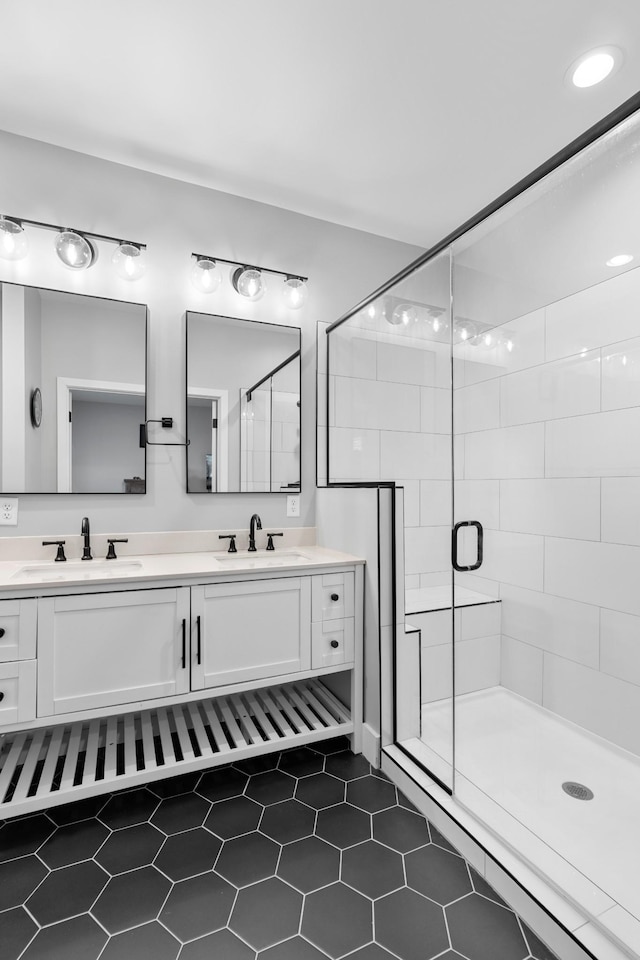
0, 628, 5, 638
196, 615, 202, 665
330, 593, 340, 602
330, 640, 339, 649
181, 619, 186, 669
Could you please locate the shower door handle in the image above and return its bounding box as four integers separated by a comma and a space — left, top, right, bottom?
452, 520, 483, 572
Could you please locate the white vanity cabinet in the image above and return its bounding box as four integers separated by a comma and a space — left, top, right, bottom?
37, 588, 191, 716
191, 577, 311, 690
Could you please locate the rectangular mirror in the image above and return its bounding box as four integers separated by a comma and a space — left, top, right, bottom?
186, 312, 301, 493
0, 281, 147, 494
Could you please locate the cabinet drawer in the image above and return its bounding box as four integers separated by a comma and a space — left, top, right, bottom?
0, 660, 37, 726
0, 599, 37, 663
312, 573, 354, 622
311, 618, 354, 669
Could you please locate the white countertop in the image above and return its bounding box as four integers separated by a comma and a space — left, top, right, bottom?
0, 545, 364, 593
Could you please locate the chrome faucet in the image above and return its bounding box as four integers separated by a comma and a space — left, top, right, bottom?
248, 513, 262, 552
81, 517, 92, 560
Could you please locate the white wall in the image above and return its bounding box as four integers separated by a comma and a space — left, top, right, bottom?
0, 129, 419, 537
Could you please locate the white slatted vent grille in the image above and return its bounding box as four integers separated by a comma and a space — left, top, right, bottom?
0, 679, 351, 818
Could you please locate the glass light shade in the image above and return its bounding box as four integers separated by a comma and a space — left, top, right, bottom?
233, 266, 266, 300
389, 303, 417, 326
55, 230, 95, 270
0, 217, 28, 260
191, 257, 222, 294
112, 242, 145, 281
454, 318, 477, 343
282, 277, 307, 309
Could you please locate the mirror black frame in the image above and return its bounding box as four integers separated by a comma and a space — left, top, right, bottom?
185, 311, 302, 495
0, 279, 148, 495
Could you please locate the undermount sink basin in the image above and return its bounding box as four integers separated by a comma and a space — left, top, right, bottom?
215, 551, 311, 568
11, 560, 144, 581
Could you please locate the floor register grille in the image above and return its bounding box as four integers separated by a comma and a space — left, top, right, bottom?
0, 679, 351, 819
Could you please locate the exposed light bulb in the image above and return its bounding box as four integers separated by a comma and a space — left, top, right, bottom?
606, 253, 633, 267
367, 304, 377, 319
112, 242, 145, 281
505, 339, 514, 353
283, 277, 307, 309
454, 318, 477, 343
55, 230, 95, 270
233, 266, 265, 301
191, 258, 222, 294
432, 318, 441, 333
483, 333, 493, 348
390, 304, 417, 326
0, 217, 28, 261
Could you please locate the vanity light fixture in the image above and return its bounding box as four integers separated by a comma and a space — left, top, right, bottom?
190, 253, 309, 308
606, 253, 633, 266
569, 47, 621, 88
389, 303, 417, 326
55, 230, 96, 270
0, 216, 28, 261
191, 257, 222, 294
112, 242, 146, 281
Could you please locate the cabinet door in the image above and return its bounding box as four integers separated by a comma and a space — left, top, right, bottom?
191, 577, 311, 690
37, 588, 191, 716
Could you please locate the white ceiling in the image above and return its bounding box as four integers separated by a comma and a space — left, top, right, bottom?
2, 0, 640, 248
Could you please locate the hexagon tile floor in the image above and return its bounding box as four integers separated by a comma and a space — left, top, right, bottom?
0, 736, 559, 960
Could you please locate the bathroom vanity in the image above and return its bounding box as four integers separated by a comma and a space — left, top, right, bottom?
0, 545, 363, 819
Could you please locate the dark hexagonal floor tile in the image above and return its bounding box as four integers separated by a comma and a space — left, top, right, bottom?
38, 818, 109, 868
325, 750, 371, 781
0, 906, 37, 960
259, 935, 328, 959
375, 888, 448, 960
431, 823, 458, 853
245, 769, 295, 805
230, 877, 302, 951
197, 766, 248, 802
522, 922, 559, 960
342, 840, 404, 899
160, 871, 236, 942
47, 795, 107, 826
205, 795, 262, 839
26, 859, 108, 926
148, 772, 201, 798
20, 913, 107, 960
92, 865, 171, 934
154, 826, 222, 881
99, 921, 180, 960
347, 946, 398, 959
234, 753, 280, 775
405, 844, 472, 905
216, 831, 279, 887
277, 835, 340, 893
99, 787, 159, 829
302, 881, 373, 958
180, 928, 255, 960
347, 775, 397, 813
0, 854, 48, 911
447, 893, 528, 960
372, 806, 429, 853
150, 792, 211, 834
95, 822, 164, 875
295, 772, 344, 809
260, 798, 315, 843
0, 814, 55, 862
309, 735, 351, 755
397, 793, 422, 814
315, 803, 371, 848
278, 746, 325, 777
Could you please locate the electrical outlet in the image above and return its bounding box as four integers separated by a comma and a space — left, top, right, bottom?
0, 498, 18, 526
287, 495, 300, 518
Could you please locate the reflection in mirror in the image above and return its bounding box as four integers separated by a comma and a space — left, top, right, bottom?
0, 282, 147, 493
186, 313, 301, 493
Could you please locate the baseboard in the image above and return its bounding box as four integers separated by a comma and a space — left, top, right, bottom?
361, 723, 381, 767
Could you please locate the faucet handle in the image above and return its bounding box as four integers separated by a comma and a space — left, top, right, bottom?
106, 538, 128, 560
42, 540, 67, 562
219, 534, 237, 554
266, 533, 283, 551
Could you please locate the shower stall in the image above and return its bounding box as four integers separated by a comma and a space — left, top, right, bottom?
325, 95, 640, 957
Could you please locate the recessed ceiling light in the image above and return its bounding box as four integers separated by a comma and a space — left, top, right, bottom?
606, 254, 633, 267
569, 47, 621, 88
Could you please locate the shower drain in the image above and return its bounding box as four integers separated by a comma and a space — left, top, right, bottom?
562, 781, 594, 801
